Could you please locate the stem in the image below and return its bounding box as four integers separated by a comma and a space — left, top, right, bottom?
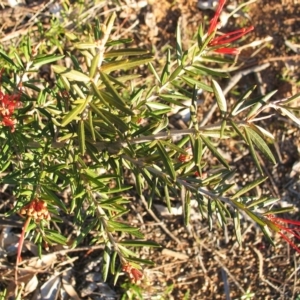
16, 217, 31, 265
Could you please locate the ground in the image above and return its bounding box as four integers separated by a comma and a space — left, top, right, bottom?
0, 0, 299, 299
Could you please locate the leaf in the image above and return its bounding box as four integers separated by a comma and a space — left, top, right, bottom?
232, 177, 267, 199
200, 135, 229, 169
61, 98, 89, 127
193, 135, 203, 167
104, 48, 150, 58
189, 64, 229, 78
101, 57, 153, 73
230, 86, 256, 116
146, 102, 172, 115
156, 141, 176, 181
184, 190, 191, 226
99, 72, 134, 115
148, 62, 161, 83
278, 106, 300, 126
161, 49, 171, 85
233, 209, 242, 246
42, 186, 67, 212
52, 65, 90, 82
247, 126, 276, 164
102, 243, 111, 281
176, 21, 182, 63
164, 184, 171, 213
33, 55, 64, 68
119, 240, 161, 247
244, 127, 263, 175
246, 90, 277, 119
0, 49, 18, 67
181, 75, 213, 92
89, 52, 100, 78
280, 92, 300, 105
78, 120, 86, 155
212, 79, 227, 117
169, 65, 183, 82
44, 230, 67, 244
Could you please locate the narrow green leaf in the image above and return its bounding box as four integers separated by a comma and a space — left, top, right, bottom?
119, 240, 161, 247
161, 49, 171, 85
104, 48, 149, 58
0, 49, 17, 67
33, 55, 64, 68
61, 98, 89, 127
181, 75, 213, 92
212, 79, 227, 117
176, 21, 182, 63
244, 127, 263, 174
52, 65, 90, 82
42, 186, 67, 212
89, 52, 100, 78
13, 52, 24, 69
184, 190, 191, 226
220, 119, 226, 139
164, 184, 171, 213
232, 177, 267, 199
98, 108, 129, 132
99, 71, 134, 115
102, 243, 111, 281
189, 65, 229, 78
156, 141, 176, 180
125, 257, 155, 266
101, 57, 153, 73
152, 117, 169, 134
245, 209, 266, 227
44, 230, 67, 244
246, 197, 279, 209
88, 110, 96, 141
281, 92, 300, 105
247, 90, 277, 119
215, 199, 226, 227
278, 106, 300, 126
247, 126, 276, 163
229, 120, 247, 142
148, 62, 161, 83
200, 135, 229, 169
110, 251, 117, 275
78, 120, 86, 155
146, 102, 171, 110
233, 209, 242, 246
230, 86, 256, 116
193, 135, 203, 167
169, 65, 183, 82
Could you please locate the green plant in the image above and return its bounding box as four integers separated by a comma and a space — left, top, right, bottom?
0, 0, 299, 296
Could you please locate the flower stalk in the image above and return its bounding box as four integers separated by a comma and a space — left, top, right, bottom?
17, 199, 51, 264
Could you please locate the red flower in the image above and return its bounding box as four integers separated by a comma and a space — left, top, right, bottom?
0, 75, 22, 132
209, 26, 254, 47
265, 214, 300, 254
178, 147, 193, 163
20, 199, 51, 222
207, 0, 254, 55
207, 0, 226, 35
122, 263, 143, 282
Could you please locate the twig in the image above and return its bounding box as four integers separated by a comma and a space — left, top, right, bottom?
17, 244, 106, 267
221, 267, 231, 300
140, 194, 182, 245
252, 246, 283, 295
